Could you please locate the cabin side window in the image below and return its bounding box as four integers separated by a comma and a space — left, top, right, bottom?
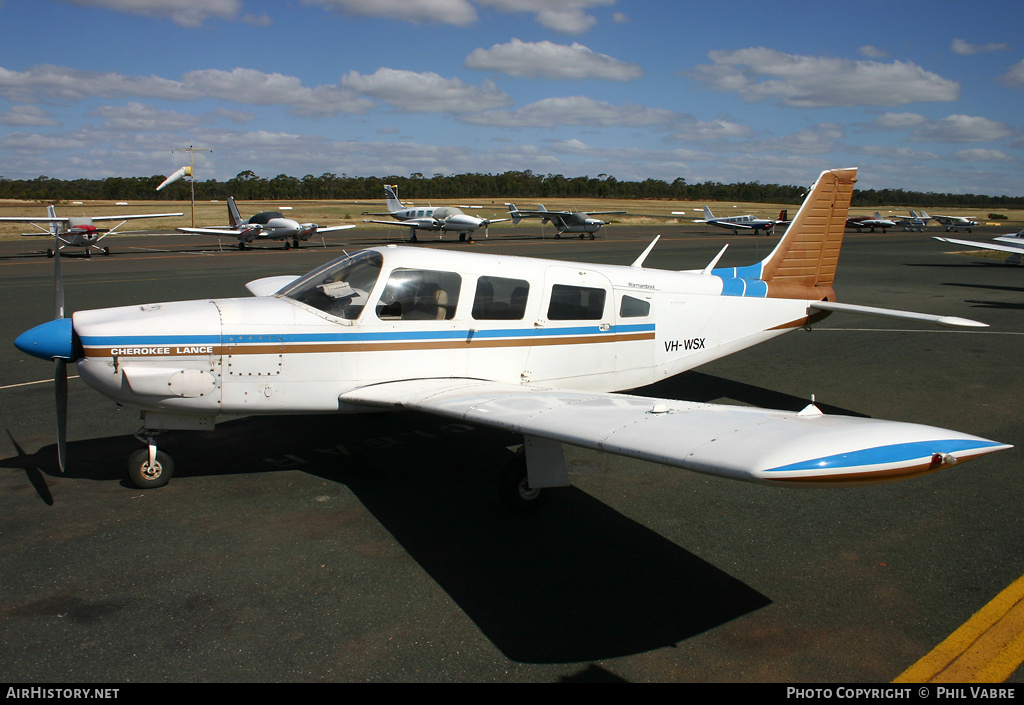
547, 284, 606, 321
375, 268, 462, 321
619, 294, 651, 318
472, 276, 530, 320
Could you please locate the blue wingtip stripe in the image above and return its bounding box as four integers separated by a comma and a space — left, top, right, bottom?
766, 439, 1002, 474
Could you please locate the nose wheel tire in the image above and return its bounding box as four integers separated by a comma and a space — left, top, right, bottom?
128, 448, 174, 489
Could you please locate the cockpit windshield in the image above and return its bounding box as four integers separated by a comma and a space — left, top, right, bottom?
277, 250, 383, 320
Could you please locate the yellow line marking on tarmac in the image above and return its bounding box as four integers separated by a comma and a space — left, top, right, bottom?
894, 574, 1024, 683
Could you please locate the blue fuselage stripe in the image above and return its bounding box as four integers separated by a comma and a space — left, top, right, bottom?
80, 323, 656, 347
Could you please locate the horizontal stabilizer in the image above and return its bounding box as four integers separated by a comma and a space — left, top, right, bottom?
809, 300, 988, 328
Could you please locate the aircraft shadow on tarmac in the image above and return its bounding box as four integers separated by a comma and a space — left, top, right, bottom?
940, 282, 1024, 311
1, 374, 781, 665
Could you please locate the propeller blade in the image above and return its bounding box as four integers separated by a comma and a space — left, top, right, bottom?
55, 358, 67, 473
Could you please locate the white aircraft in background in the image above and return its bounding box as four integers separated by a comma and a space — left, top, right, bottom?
931, 214, 979, 233
0, 205, 182, 257
682, 206, 776, 235
15, 168, 1009, 509
179, 197, 354, 250
893, 210, 931, 232
846, 212, 897, 233
934, 229, 1024, 265
506, 203, 626, 239
363, 185, 508, 242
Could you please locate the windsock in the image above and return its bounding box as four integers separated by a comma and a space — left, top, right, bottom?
156, 166, 192, 191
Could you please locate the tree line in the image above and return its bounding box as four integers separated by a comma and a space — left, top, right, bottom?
1, 170, 1021, 208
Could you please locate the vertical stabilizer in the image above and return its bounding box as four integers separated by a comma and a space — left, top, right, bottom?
47, 205, 59, 237
384, 184, 403, 213
227, 197, 243, 228
758, 167, 857, 298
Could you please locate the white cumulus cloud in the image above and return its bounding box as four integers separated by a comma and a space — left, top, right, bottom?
686, 48, 960, 107
465, 39, 641, 81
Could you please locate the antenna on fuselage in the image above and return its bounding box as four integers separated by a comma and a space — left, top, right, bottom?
630, 235, 661, 268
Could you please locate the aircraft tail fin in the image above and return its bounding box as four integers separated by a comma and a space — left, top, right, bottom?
754, 168, 857, 297
47, 205, 59, 236
384, 184, 403, 213
778, 209, 788, 221
537, 204, 547, 212
508, 203, 522, 225
227, 197, 243, 228
703, 206, 715, 220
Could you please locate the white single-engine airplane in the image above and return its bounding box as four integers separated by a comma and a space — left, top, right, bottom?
934, 228, 1024, 265
846, 212, 897, 233
14, 168, 1011, 508
681, 206, 776, 235
931, 214, 979, 233
0, 205, 183, 257
179, 197, 355, 250
506, 203, 626, 239
363, 185, 508, 242
894, 210, 930, 232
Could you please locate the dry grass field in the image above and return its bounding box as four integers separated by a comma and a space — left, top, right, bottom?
0, 196, 1020, 240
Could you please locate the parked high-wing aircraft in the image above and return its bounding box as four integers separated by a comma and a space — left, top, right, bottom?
506, 203, 626, 239
893, 210, 930, 232
846, 212, 897, 233
15, 168, 1010, 509
0, 205, 182, 257
931, 214, 979, 233
680, 206, 776, 235
934, 229, 1024, 265
178, 197, 354, 250
363, 185, 508, 242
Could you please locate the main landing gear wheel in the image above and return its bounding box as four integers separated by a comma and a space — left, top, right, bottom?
128, 448, 174, 489
497, 449, 546, 511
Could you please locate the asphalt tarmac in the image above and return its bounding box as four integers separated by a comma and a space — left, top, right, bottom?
1, 223, 1022, 683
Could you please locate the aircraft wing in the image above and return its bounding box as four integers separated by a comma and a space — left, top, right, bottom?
89, 213, 183, 221
339, 379, 1008, 487
509, 209, 571, 218
315, 225, 357, 233
934, 236, 1023, 256
178, 227, 254, 238
0, 216, 70, 223
363, 219, 404, 226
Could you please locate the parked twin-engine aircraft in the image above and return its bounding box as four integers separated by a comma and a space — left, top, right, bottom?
846, 212, 897, 233
363, 185, 508, 242
0, 205, 182, 257
505, 203, 626, 239
178, 197, 354, 250
14, 168, 1010, 508
931, 214, 979, 233
682, 206, 776, 235
934, 228, 1024, 265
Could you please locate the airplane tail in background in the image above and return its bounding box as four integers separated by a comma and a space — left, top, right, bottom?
227, 197, 243, 228
507, 204, 522, 225
47, 205, 59, 237
717, 168, 856, 300
703, 206, 715, 221
384, 185, 403, 213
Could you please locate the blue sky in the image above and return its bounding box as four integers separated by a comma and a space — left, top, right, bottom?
0, 0, 1021, 195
